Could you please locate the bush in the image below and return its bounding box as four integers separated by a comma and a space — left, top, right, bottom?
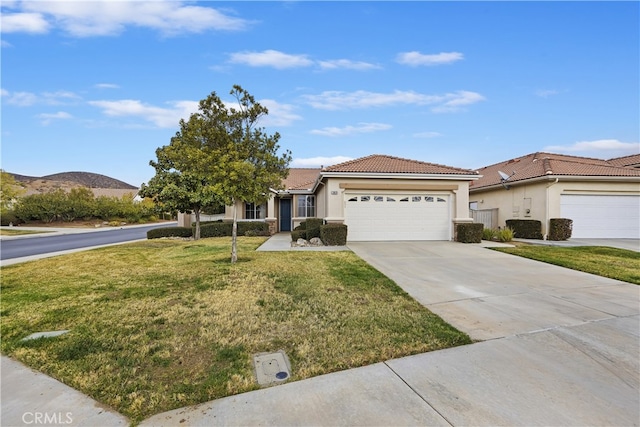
291, 229, 307, 241
497, 227, 514, 242
305, 218, 324, 240
482, 228, 497, 241
0, 208, 20, 226
198, 221, 269, 238
505, 219, 543, 239
238, 221, 270, 236
199, 222, 233, 238
320, 223, 348, 246
548, 218, 573, 241
147, 227, 193, 239
456, 223, 483, 243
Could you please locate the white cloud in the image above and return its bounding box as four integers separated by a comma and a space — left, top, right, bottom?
0, 12, 50, 34
291, 156, 353, 168
89, 99, 199, 128
228, 50, 314, 69
258, 99, 302, 127
37, 111, 73, 125
303, 89, 484, 112
317, 59, 380, 71
2, 89, 38, 106
413, 131, 443, 138
544, 139, 640, 157
2, 88, 81, 106
396, 51, 464, 66
536, 89, 560, 98
310, 122, 392, 137
95, 83, 120, 89
1, 1, 251, 37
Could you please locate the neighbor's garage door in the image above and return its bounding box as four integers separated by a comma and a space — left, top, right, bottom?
560, 194, 640, 238
344, 193, 451, 241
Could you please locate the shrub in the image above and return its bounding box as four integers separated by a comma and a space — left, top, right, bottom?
199, 222, 233, 238
238, 221, 270, 236
456, 223, 483, 243
147, 227, 193, 239
0, 208, 20, 226
505, 219, 543, 239
291, 229, 307, 241
305, 218, 324, 240
320, 223, 348, 246
497, 227, 514, 242
482, 228, 497, 241
548, 218, 573, 241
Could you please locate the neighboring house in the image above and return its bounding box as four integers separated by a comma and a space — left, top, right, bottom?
224, 154, 479, 241
469, 152, 640, 239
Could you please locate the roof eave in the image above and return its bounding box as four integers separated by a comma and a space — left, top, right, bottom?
470, 174, 640, 192
320, 172, 479, 181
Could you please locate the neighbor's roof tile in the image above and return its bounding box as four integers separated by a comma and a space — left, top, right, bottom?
471, 152, 640, 190
322, 154, 477, 175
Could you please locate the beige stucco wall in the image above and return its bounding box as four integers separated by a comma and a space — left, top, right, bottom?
470, 179, 640, 236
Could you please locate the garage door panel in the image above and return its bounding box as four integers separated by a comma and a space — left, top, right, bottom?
345, 193, 450, 241
560, 195, 640, 239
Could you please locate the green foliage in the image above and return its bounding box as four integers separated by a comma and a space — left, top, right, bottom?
291, 229, 306, 241
140, 85, 291, 255
482, 228, 497, 240
305, 218, 324, 240
198, 221, 269, 238
0, 208, 20, 226
497, 227, 514, 242
0, 170, 25, 209
320, 223, 348, 246
456, 223, 483, 243
199, 222, 233, 238
147, 227, 194, 239
548, 218, 573, 241
505, 219, 543, 239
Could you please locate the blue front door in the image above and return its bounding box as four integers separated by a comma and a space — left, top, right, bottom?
280, 199, 292, 232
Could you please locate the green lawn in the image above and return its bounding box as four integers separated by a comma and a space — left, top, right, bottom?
493, 245, 640, 285
0, 237, 470, 423
0, 228, 52, 236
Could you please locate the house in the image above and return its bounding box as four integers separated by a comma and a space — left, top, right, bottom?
469, 152, 640, 239
224, 154, 480, 241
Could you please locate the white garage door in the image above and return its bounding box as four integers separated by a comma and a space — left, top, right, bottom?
344, 193, 451, 241
560, 195, 640, 238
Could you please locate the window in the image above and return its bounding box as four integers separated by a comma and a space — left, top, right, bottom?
400, 197, 409, 202
386, 197, 396, 202
425, 196, 434, 202
360, 196, 370, 202
412, 196, 422, 202
437, 197, 446, 203
374, 196, 384, 202
348, 196, 358, 202
297, 195, 315, 217
245, 203, 265, 219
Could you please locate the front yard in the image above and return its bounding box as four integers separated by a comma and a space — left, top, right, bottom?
493, 245, 640, 285
0, 237, 471, 423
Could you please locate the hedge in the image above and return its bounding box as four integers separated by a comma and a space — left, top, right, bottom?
320, 223, 348, 246
147, 227, 193, 239
456, 223, 483, 243
548, 218, 573, 241
505, 219, 543, 239
304, 218, 324, 240
197, 221, 270, 238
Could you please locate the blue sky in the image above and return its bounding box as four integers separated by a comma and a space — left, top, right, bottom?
2, 1, 639, 187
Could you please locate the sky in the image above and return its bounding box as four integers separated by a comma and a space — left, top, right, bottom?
1, 1, 639, 187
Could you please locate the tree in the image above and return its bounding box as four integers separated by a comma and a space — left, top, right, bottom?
140, 85, 291, 261
0, 170, 25, 210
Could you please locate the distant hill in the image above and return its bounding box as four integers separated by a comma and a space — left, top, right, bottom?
10, 172, 137, 190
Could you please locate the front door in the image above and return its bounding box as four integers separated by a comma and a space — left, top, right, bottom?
280, 199, 292, 232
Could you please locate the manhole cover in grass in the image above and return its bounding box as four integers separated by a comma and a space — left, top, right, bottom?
21, 330, 70, 341
253, 350, 291, 386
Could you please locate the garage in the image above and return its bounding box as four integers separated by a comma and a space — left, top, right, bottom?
560, 194, 640, 238
344, 193, 451, 241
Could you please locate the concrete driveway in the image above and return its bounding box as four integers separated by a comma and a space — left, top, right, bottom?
349, 241, 639, 424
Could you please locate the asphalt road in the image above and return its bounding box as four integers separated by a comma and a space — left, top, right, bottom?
0, 223, 175, 261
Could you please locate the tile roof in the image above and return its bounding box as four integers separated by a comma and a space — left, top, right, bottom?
608, 153, 640, 168
471, 152, 640, 190
322, 154, 477, 175
282, 168, 321, 191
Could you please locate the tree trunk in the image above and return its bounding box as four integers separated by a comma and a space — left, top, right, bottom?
231, 199, 238, 264
194, 208, 201, 240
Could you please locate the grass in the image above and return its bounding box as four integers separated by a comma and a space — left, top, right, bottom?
0, 228, 53, 236
0, 237, 470, 423
493, 245, 640, 285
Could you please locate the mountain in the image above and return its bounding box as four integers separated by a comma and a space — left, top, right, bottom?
10, 172, 137, 190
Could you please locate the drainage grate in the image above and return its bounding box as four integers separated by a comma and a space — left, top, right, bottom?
253, 350, 291, 386
21, 330, 70, 341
